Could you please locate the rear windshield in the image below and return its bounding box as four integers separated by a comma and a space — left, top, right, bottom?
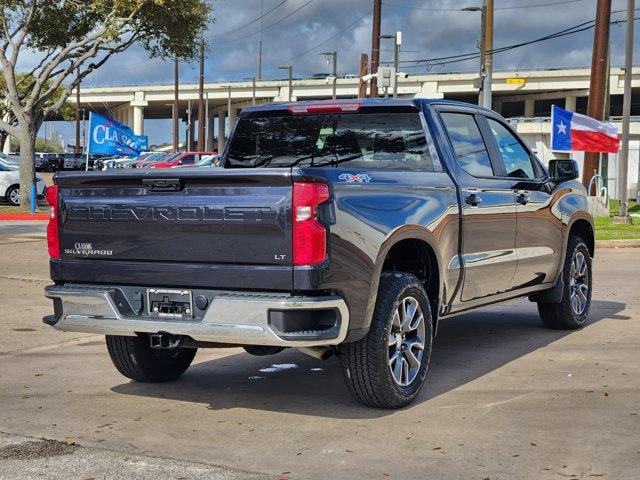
225, 112, 436, 170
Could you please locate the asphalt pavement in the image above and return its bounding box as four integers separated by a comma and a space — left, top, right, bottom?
0, 230, 638, 479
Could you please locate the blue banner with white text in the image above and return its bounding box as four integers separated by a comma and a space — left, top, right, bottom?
87, 112, 147, 157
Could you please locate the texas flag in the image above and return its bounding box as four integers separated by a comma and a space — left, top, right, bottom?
551, 105, 620, 153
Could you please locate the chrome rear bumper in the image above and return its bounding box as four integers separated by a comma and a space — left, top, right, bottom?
44, 285, 349, 347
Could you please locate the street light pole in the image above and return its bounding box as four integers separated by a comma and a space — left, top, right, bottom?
74, 69, 81, 154
321, 52, 337, 100
173, 57, 179, 153
462, 5, 487, 107
278, 66, 293, 102
616, 0, 635, 221
380, 32, 402, 98
197, 38, 205, 152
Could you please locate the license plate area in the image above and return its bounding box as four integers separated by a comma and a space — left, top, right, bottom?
146, 289, 193, 320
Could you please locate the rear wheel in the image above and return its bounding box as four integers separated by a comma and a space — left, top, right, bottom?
538, 236, 592, 329
339, 272, 433, 409
6, 185, 19, 206
106, 334, 196, 382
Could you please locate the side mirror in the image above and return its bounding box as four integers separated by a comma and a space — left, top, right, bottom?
548, 159, 579, 183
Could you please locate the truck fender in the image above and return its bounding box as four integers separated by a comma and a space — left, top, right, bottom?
360, 225, 445, 338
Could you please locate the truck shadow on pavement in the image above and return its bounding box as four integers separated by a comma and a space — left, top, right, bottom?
111, 300, 626, 419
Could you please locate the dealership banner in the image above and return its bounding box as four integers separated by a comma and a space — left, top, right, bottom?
87, 112, 147, 157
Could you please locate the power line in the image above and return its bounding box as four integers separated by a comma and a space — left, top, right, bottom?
383, 0, 587, 12
211, 0, 288, 40
395, 11, 639, 70
276, 10, 372, 66
215, 0, 314, 46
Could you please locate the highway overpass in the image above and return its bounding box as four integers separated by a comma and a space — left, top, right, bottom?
70, 67, 640, 152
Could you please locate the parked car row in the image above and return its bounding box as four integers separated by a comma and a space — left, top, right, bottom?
98, 151, 218, 170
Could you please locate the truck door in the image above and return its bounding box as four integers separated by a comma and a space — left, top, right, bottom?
438, 110, 518, 302
481, 116, 562, 289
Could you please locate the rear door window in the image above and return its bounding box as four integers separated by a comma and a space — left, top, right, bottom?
226, 112, 438, 171
440, 112, 494, 177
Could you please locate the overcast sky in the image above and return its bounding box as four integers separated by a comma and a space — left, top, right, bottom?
48, 0, 637, 147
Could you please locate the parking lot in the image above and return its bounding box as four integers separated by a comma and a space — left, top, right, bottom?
0, 223, 638, 479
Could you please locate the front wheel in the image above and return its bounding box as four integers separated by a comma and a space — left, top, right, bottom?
538, 236, 592, 329
106, 334, 196, 382
339, 272, 433, 409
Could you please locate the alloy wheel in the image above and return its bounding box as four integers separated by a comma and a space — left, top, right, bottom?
569, 251, 589, 315
388, 296, 425, 387
9, 188, 19, 205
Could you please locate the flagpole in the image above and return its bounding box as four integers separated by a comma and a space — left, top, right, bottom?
85, 112, 92, 171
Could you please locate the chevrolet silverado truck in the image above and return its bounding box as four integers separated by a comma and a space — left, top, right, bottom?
43, 99, 594, 409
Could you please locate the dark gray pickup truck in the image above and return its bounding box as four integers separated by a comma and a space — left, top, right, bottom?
43, 99, 594, 408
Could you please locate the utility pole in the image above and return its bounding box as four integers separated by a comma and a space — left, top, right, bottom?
321, 52, 337, 100
370, 0, 382, 97
197, 39, 205, 152
173, 57, 179, 153
278, 66, 293, 102
616, 0, 635, 221
74, 69, 80, 154
482, 0, 494, 110
358, 53, 369, 98
582, 0, 612, 189
258, 0, 264, 81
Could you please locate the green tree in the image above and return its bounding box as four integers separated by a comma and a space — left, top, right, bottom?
0, 0, 212, 210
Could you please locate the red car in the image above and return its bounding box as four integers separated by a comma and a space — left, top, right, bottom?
150, 151, 216, 169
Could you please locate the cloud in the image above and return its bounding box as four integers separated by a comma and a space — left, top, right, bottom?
42, 0, 634, 144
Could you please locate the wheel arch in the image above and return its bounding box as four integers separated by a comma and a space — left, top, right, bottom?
363, 226, 444, 336
568, 217, 595, 258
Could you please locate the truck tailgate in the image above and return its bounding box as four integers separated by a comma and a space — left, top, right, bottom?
54, 169, 293, 289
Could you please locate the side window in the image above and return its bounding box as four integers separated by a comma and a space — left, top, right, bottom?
440, 112, 494, 177
486, 118, 536, 179
180, 155, 196, 165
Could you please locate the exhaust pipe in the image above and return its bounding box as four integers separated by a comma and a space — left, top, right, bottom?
298, 346, 333, 361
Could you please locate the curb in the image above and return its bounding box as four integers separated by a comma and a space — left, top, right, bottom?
0, 214, 49, 221
596, 239, 640, 249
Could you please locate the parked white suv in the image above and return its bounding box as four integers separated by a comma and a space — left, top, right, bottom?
0, 162, 45, 205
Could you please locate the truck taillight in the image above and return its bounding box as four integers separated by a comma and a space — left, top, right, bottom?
292, 182, 330, 266
45, 185, 60, 259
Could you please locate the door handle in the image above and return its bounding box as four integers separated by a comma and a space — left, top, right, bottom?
515, 192, 530, 205
464, 193, 482, 206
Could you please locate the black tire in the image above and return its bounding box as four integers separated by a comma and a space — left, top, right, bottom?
538, 236, 592, 330
6, 185, 19, 206
105, 334, 196, 382
339, 272, 433, 409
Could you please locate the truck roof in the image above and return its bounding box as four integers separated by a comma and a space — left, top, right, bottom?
240, 98, 491, 116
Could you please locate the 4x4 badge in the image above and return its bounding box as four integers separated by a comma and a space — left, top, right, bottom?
338, 173, 371, 183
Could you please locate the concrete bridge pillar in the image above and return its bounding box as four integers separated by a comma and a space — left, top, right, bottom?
229, 107, 237, 131
565, 95, 577, 112
2, 135, 10, 154
2, 113, 11, 154
130, 92, 148, 136
524, 98, 535, 118
207, 111, 215, 151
